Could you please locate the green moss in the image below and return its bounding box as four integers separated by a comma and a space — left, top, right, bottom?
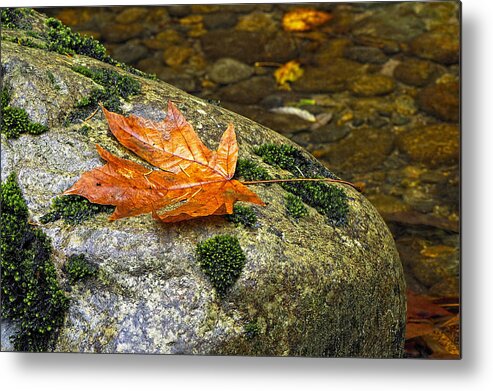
46, 71, 60, 91
244, 321, 260, 339
254, 144, 298, 172
65, 254, 97, 284
285, 194, 308, 219
69, 87, 123, 122
1, 173, 68, 352
1, 87, 10, 108
234, 158, 271, 181
1, 8, 34, 30
254, 143, 349, 225
72, 65, 141, 99
254, 143, 337, 179
226, 205, 257, 228
45, 17, 107, 61
44, 17, 156, 80
282, 181, 348, 225
40, 195, 113, 225
68, 66, 141, 122
16, 36, 45, 49
1, 88, 48, 138
196, 235, 246, 297
77, 124, 91, 136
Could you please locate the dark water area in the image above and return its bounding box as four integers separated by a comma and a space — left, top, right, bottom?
38, 2, 460, 355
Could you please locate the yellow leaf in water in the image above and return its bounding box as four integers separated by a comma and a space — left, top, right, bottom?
274, 61, 304, 89
282, 8, 332, 32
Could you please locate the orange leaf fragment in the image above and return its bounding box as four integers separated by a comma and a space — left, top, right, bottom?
64, 101, 265, 223
274, 60, 304, 90
282, 8, 332, 32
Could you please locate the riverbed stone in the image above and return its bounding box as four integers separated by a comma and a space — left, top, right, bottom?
293, 59, 365, 93
393, 58, 438, 87
235, 12, 278, 34
320, 126, 395, 174
218, 76, 276, 104
396, 123, 459, 167
207, 58, 254, 84
115, 7, 149, 24
101, 23, 145, 43
410, 31, 459, 65
417, 80, 459, 122
349, 74, 395, 97
111, 40, 149, 65
200, 30, 297, 64
344, 46, 388, 64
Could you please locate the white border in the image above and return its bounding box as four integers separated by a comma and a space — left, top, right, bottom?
2, 0, 493, 390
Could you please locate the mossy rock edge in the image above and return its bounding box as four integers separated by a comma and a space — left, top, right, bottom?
1, 10, 406, 357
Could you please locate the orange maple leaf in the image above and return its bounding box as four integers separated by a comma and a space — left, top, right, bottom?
64, 101, 265, 223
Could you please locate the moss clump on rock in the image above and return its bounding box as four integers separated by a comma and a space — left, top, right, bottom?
243, 321, 260, 339
0, 8, 34, 30
65, 254, 97, 284
1, 173, 68, 351
44, 16, 155, 80
254, 143, 337, 179
68, 65, 141, 121
196, 235, 246, 297
285, 193, 308, 219
72, 65, 141, 98
1, 87, 48, 138
226, 205, 258, 228
40, 195, 113, 225
254, 143, 349, 225
45, 17, 107, 60
234, 158, 271, 181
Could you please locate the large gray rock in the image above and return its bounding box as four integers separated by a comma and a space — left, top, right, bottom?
1, 12, 406, 356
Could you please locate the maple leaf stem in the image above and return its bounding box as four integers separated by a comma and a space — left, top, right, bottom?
82, 105, 101, 124
241, 178, 362, 191
254, 61, 283, 67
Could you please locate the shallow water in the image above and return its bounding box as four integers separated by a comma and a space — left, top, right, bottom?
40, 2, 460, 321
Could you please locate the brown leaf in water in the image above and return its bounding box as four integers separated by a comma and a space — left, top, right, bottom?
64, 101, 265, 223
405, 290, 460, 358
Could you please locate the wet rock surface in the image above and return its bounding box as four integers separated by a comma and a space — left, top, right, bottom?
1, 11, 407, 356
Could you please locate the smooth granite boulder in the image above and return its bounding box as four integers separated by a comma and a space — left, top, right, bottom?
1, 10, 406, 356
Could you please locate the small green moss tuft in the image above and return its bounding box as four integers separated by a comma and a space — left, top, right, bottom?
254, 144, 298, 172
254, 143, 349, 225
255, 143, 337, 179
72, 66, 141, 99
68, 66, 141, 122
65, 254, 97, 284
1, 89, 48, 138
244, 321, 260, 339
282, 181, 348, 225
226, 205, 257, 228
70, 87, 123, 122
40, 195, 113, 225
285, 193, 308, 219
45, 17, 107, 60
1, 87, 10, 108
1, 8, 34, 30
196, 235, 246, 297
234, 158, 271, 181
44, 16, 155, 79
46, 71, 60, 91
16, 36, 45, 49
1, 173, 69, 351
77, 124, 91, 136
